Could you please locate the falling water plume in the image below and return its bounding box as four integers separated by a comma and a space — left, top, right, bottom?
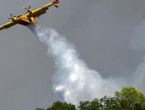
27, 24, 122, 106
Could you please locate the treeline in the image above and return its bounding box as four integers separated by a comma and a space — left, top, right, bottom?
17, 87, 145, 110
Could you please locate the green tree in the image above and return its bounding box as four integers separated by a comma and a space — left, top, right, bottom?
98, 87, 145, 110
115, 87, 145, 109
99, 96, 122, 110
35, 107, 45, 110
78, 98, 100, 110
47, 101, 76, 110
133, 101, 142, 110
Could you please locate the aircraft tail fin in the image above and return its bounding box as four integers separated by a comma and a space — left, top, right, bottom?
52, 0, 59, 3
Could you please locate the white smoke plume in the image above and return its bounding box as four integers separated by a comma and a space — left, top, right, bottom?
129, 19, 145, 51
129, 19, 145, 92
28, 24, 125, 106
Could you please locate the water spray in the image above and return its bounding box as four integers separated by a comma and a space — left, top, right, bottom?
27, 24, 122, 106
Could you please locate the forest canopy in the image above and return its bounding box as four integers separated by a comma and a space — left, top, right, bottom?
16, 87, 145, 110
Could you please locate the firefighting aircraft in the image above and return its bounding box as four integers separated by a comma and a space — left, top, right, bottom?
0, 0, 59, 31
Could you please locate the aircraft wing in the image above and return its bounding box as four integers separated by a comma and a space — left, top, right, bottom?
27, 0, 59, 18
0, 21, 17, 31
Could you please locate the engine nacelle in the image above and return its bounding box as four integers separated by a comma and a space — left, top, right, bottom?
28, 9, 33, 13
12, 17, 17, 21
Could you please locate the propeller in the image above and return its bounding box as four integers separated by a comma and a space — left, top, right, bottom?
23, 6, 31, 14
8, 12, 16, 20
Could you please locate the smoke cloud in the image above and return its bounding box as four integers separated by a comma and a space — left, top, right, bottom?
27, 25, 129, 106
129, 19, 145, 51
129, 18, 145, 92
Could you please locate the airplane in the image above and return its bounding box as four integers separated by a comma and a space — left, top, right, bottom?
0, 0, 59, 31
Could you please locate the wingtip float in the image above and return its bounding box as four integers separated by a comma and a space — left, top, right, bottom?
0, 0, 59, 31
